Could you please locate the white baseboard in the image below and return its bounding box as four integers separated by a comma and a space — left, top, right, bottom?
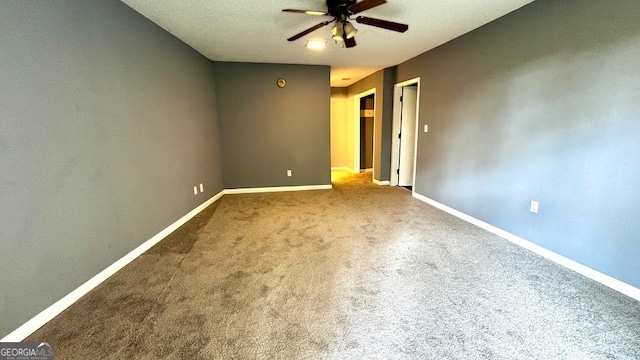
2, 183, 334, 341
373, 179, 390, 186
15, 185, 634, 343
224, 184, 332, 194
412, 192, 640, 302
1, 190, 225, 343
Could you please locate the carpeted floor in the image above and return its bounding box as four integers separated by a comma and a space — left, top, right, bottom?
27, 171, 640, 359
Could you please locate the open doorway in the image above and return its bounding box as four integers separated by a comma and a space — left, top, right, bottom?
353, 88, 376, 179
390, 78, 420, 191
360, 94, 374, 173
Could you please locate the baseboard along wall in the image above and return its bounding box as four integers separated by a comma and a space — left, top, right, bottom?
8, 184, 636, 342
330, 166, 354, 172
412, 192, 640, 302
1, 184, 334, 342
373, 179, 390, 186
1, 190, 225, 343
224, 184, 332, 194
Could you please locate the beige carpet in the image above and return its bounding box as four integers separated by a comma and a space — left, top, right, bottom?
27, 171, 640, 359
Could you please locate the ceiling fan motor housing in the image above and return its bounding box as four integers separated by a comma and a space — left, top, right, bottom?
327, 0, 357, 17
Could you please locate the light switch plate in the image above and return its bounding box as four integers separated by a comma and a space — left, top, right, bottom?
193, 186, 198, 195
199, 183, 204, 192
424, 124, 429, 132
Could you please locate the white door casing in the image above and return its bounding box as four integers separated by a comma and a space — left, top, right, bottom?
391, 78, 420, 188
353, 88, 376, 177
399, 85, 417, 187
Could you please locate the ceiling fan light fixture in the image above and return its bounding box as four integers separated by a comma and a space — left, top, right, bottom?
283, 0, 409, 49
344, 22, 358, 39
331, 22, 344, 41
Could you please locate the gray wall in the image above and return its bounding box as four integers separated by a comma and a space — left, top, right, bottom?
214, 62, 331, 189
0, 0, 224, 337
347, 67, 396, 181
396, 0, 640, 288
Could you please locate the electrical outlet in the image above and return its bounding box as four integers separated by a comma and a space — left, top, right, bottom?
530, 200, 539, 214
199, 183, 204, 192
193, 186, 198, 195
287, 170, 292, 177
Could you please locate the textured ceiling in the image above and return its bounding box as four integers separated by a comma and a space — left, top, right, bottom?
121, 0, 534, 87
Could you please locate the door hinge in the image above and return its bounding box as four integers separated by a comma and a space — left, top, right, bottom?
398, 133, 401, 139
397, 169, 400, 175
400, 96, 403, 102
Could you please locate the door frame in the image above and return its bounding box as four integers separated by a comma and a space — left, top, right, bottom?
390, 77, 421, 189
353, 88, 376, 176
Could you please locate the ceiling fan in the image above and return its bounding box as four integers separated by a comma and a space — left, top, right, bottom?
283, 0, 409, 48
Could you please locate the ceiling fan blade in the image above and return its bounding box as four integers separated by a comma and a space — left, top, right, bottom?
282, 9, 330, 16
344, 36, 357, 48
287, 21, 333, 41
355, 16, 408, 32
348, 0, 387, 15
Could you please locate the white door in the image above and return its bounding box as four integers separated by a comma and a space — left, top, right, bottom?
398, 86, 417, 187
